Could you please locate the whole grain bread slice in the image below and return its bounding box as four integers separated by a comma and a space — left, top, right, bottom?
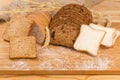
10, 36, 37, 59
3, 14, 33, 41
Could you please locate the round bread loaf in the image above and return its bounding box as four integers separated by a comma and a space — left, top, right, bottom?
49, 4, 93, 48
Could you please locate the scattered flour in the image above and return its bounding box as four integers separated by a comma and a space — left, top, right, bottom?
37, 46, 112, 70
11, 60, 30, 70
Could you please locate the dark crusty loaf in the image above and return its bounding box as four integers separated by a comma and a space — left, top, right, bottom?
49, 4, 93, 48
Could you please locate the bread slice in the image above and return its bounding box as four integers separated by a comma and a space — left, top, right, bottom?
89, 23, 119, 47
3, 14, 33, 41
28, 11, 51, 44
74, 24, 106, 56
10, 36, 36, 58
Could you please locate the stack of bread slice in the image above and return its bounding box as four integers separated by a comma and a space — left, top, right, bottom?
28, 11, 51, 46
74, 24, 120, 56
3, 11, 51, 59
89, 24, 120, 47
49, 4, 93, 48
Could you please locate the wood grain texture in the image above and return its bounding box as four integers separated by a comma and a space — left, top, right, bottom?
0, 0, 120, 75
1, 75, 120, 80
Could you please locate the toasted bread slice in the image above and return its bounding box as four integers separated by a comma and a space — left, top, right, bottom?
10, 36, 36, 59
74, 24, 106, 56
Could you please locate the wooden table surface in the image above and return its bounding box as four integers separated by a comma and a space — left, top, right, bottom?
0, 0, 120, 79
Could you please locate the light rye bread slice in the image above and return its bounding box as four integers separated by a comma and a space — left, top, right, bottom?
3, 14, 33, 41
10, 36, 37, 59
74, 24, 106, 56
89, 23, 120, 47
28, 11, 51, 44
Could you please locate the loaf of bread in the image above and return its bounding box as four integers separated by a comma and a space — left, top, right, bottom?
3, 14, 33, 41
29, 11, 51, 45
74, 25, 106, 56
49, 4, 93, 48
10, 36, 36, 58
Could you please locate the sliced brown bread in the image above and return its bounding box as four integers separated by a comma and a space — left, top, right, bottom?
3, 14, 33, 41
53, 10, 92, 24
10, 36, 37, 59
53, 4, 92, 22
28, 11, 51, 45
49, 4, 93, 47
50, 14, 87, 28
50, 22, 80, 47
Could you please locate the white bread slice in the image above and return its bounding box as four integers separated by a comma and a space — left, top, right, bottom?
89, 23, 120, 47
74, 25, 106, 56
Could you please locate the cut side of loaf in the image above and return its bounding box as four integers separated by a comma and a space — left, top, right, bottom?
74, 24, 106, 56
3, 14, 33, 41
30, 24, 45, 44
29, 11, 51, 45
89, 23, 120, 47
10, 36, 37, 59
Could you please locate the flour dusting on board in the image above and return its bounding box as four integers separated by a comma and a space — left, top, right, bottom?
11, 60, 30, 70
37, 45, 113, 70
76, 57, 111, 70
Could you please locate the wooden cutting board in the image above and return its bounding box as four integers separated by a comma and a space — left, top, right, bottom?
0, 0, 120, 75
